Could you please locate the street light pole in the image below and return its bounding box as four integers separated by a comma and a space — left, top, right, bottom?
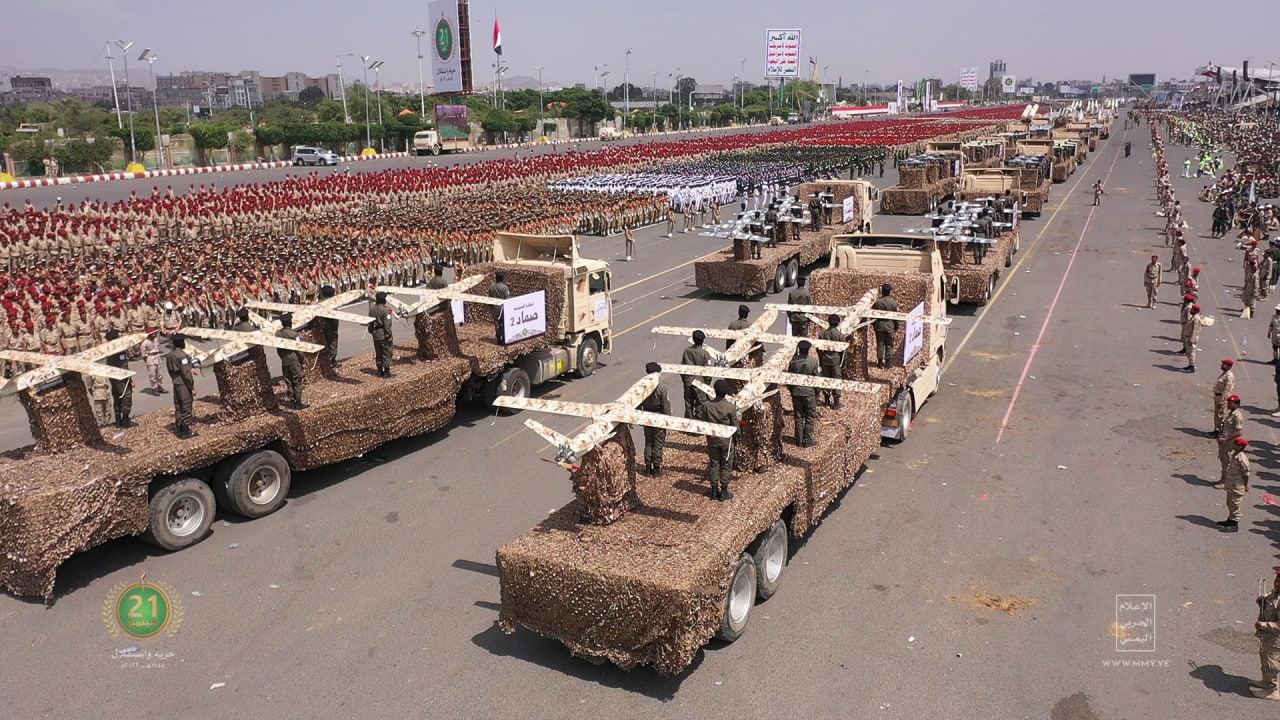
114, 41, 137, 164
412, 30, 427, 117
360, 55, 372, 149
533, 65, 545, 138
623, 48, 632, 133
863, 69, 869, 105
105, 41, 123, 129
370, 61, 385, 152
139, 49, 164, 169
336, 54, 354, 123
739, 57, 747, 110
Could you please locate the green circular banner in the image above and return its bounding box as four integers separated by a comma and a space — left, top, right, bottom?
435, 19, 454, 61
115, 583, 171, 638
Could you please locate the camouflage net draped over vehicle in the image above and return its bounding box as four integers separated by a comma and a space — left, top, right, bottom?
693, 226, 846, 297
458, 264, 569, 378
496, 391, 881, 676
0, 313, 468, 599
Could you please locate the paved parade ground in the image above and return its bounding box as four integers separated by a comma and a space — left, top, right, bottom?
6, 122, 1280, 719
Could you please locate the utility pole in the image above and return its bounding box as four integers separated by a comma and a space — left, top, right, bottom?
105, 41, 123, 129
739, 57, 747, 110
412, 30, 427, 117
623, 49, 632, 133
360, 55, 372, 149
534, 65, 545, 138
114, 40, 137, 164
139, 49, 164, 169
337, 54, 354, 123
370, 61, 385, 152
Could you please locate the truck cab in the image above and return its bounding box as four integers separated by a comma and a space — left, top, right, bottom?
828, 233, 948, 440
492, 233, 612, 382
413, 130, 442, 156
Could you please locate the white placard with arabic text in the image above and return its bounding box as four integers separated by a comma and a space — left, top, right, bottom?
764, 29, 801, 79
842, 196, 855, 224
903, 302, 926, 364
501, 291, 547, 344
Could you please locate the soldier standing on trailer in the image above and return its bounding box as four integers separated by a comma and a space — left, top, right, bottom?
703, 379, 739, 501
166, 333, 198, 438
787, 276, 813, 337
726, 304, 751, 351
788, 340, 821, 446
369, 292, 394, 378
681, 330, 711, 419
639, 362, 670, 476
102, 329, 135, 428
276, 312, 307, 410
316, 285, 341, 368
872, 283, 901, 369
818, 314, 847, 408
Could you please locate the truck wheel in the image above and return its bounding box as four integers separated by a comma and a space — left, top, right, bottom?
716, 553, 757, 642
216, 450, 291, 518
431, 146, 441, 156
1004, 251, 1012, 268
898, 392, 915, 441
977, 275, 995, 306
575, 337, 600, 378
750, 520, 788, 601
142, 477, 216, 551
498, 367, 531, 401
785, 259, 799, 288
771, 264, 787, 294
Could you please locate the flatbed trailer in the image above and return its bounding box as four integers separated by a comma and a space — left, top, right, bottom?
939, 228, 1020, 305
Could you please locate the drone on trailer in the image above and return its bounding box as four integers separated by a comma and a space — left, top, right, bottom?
376, 275, 505, 318
0, 333, 146, 397
651, 308, 848, 369
492, 372, 736, 469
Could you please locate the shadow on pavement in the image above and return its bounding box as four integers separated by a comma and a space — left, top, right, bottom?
1174, 427, 1212, 439
1155, 364, 1192, 373
1189, 663, 1255, 697
1172, 473, 1215, 488
1176, 514, 1228, 530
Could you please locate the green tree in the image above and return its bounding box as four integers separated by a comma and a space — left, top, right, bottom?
743, 103, 768, 122
259, 98, 310, 126
708, 104, 741, 127
19, 102, 57, 124
607, 82, 643, 102
108, 125, 155, 160
8, 135, 53, 174
55, 137, 115, 173
158, 106, 189, 135
52, 98, 109, 135
315, 98, 346, 123
189, 122, 230, 165
561, 88, 615, 135
481, 108, 517, 141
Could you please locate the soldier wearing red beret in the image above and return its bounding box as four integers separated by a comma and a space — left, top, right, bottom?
1216, 436, 1250, 531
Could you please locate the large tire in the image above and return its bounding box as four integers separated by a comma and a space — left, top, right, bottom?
785, 259, 799, 288
895, 392, 915, 442
750, 520, 788, 601
142, 477, 216, 551
216, 450, 291, 518
431, 145, 441, 156
498, 367, 531, 403
977, 274, 995, 306
1005, 251, 1013, 268
575, 337, 599, 378
717, 553, 757, 641
770, 263, 787, 294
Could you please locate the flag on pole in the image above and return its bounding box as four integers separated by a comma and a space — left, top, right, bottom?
493, 17, 502, 56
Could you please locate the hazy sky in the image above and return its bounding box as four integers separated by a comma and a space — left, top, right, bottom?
8, 0, 1278, 89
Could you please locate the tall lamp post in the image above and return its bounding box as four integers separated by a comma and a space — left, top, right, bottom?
533, 65, 545, 138
369, 60, 385, 152
336, 53, 355, 123
360, 55, 373, 149
862, 69, 869, 105
105, 41, 123, 129
739, 57, 747, 110
623, 49, 632, 133
138, 48, 164, 169
114, 40, 137, 164
668, 68, 681, 130
412, 30, 427, 117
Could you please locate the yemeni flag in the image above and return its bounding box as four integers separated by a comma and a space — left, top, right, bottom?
493, 17, 502, 56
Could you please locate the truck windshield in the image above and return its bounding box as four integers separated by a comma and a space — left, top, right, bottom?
588, 271, 608, 294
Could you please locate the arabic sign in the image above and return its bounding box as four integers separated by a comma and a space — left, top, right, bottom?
593, 295, 610, 323
903, 301, 926, 364
429, 0, 463, 94
842, 196, 855, 224
501, 290, 547, 344
764, 29, 801, 78
1001, 75, 1017, 94
1115, 594, 1156, 652
959, 67, 980, 91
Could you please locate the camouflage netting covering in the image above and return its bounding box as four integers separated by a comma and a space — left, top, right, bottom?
459, 263, 567, 377
299, 327, 339, 382
898, 166, 928, 189
941, 231, 1018, 303
1053, 161, 1075, 183
794, 182, 861, 207
733, 392, 785, 474
879, 179, 957, 215
809, 266, 939, 372
212, 347, 280, 419
19, 375, 103, 454
0, 316, 469, 598
496, 393, 882, 676
1023, 180, 1052, 213
568, 430, 640, 525
694, 226, 845, 297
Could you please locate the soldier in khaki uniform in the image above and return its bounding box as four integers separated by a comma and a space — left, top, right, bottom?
165, 333, 198, 438
817, 314, 847, 408
1254, 569, 1280, 700
1268, 305, 1280, 361
788, 340, 821, 447
638, 362, 670, 477
102, 329, 135, 427
726, 305, 750, 351
703, 379, 739, 501
1217, 394, 1245, 483
1182, 305, 1202, 373
1143, 254, 1162, 309
680, 330, 711, 419
1216, 437, 1251, 530
871, 283, 901, 369
1212, 359, 1237, 435
89, 375, 112, 425
786, 277, 813, 338
276, 313, 307, 410
141, 331, 167, 393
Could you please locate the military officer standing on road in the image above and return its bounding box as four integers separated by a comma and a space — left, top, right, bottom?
665, 205, 677, 238
427, 264, 449, 290
817, 314, 847, 408
1212, 359, 1237, 436
703, 379, 739, 501
276, 313, 307, 410
1268, 305, 1280, 361
787, 276, 813, 338
1254, 569, 1280, 700
315, 285, 341, 369
165, 333, 197, 438
1217, 394, 1245, 483
872, 283, 901, 369
1182, 304, 1202, 373
624, 225, 635, 262
788, 340, 821, 447
102, 329, 136, 428
231, 307, 256, 332
639, 361, 670, 477
681, 330, 711, 420
1216, 437, 1251, 530
369, 292, 394, 378
1143, 254, 1162, 309
726, 304, 751, 351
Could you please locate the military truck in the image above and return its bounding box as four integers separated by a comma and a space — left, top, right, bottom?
494, 234, 949, 675
0, 234, 612, 599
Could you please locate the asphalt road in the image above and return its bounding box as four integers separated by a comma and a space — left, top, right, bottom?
7, 124, 1279, 719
